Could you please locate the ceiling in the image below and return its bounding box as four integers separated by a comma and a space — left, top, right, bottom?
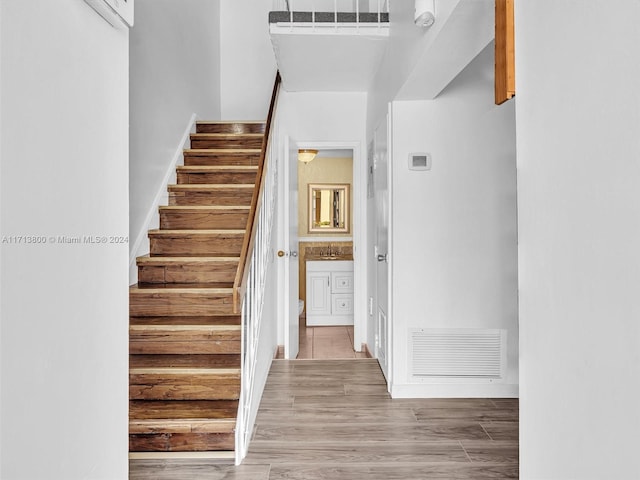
269, 0, 495, 99
270, 27, 389, 92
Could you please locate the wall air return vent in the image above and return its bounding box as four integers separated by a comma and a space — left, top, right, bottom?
410, 329, 506, 380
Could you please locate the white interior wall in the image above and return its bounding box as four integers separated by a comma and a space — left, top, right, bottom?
280, 91, 367, 143
366, 0, 462, 133
0, 1, 129, 477
220, 0, 277, 120
129, 0, 221, 279
390, 44, 518, 397
516, 2, 640, 478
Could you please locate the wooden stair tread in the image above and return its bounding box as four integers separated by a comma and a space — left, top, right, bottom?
130, 316, 241, 326
130, 324, 240, 333
130, 354, 240, 371
168, 184, 254, 190
176, 165, 258, 172
196, 121, 265, 124
130, 400, 238, 420
130, 354, 240, 369
190, 133, 264, 138
148, 229, 245, 235
137, 255, 240, 264
159, 206, 250, 211
183, 148, 261, 154
130, 367, 239, 375
129, 418, 235, 434
130, 284, 233, 293
130, 326, 239, 341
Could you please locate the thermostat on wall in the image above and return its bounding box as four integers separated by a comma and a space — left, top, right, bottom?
409, 152, 432, 171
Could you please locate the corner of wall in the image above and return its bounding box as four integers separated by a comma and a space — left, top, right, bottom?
128, 114, 197, 285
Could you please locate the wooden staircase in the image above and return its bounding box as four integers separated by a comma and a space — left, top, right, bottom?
129, 121, 266, 457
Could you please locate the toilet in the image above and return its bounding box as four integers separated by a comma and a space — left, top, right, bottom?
298, 299, 304, 316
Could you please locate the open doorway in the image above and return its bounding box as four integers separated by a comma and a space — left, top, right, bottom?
279, 141, 368, 360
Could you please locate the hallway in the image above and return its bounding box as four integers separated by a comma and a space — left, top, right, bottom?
297, 323, 370, 360
129, 359, 519, 479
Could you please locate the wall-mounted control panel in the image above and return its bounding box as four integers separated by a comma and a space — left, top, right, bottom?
409, 152, 432, 171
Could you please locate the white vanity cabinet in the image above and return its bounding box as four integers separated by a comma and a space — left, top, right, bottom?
306, 260, 354, 326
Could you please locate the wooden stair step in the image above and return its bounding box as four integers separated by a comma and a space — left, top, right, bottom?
133, 282, 233, 289
130, 354, 240, 369
196, 121, 265, 134
130, 316, 241, 326
176, 165, 258, 185
128, 398, 238, 452
190, 133, 264, 149
129, 355, 240, 401
129, 418, 235, 434
129, 432, 234, 452
129, 284, 235, 317
130, 323, 241, 355
183, 149, 261, 166
159, 206, 250, 230
168, 184, 254, 206
130, 400, 239, 420
148, 229, 245, 257
137, 255, 240, 284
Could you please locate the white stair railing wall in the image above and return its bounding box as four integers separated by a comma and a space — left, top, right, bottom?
234, 100, 281, 465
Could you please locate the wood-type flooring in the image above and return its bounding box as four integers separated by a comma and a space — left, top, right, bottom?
130, 359, 519, 479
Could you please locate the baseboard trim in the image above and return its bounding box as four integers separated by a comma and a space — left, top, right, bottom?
274, 345, 284, 359
129, 113, 198, 284
361, 343, 373, 358
390, 383, 519, 399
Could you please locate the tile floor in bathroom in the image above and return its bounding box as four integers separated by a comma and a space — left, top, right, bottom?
297, 318, 371, 359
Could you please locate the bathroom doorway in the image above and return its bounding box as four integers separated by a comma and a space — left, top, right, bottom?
280, 141, 368, 360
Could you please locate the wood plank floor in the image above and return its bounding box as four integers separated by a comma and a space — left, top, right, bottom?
130, 359, 519, 479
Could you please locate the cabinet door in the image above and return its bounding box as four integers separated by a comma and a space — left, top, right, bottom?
307, 272, 331, 316
331, 271, 354, 294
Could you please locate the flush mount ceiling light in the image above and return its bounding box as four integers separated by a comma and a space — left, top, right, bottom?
298, 149, 318, 163
415, 0, 435, 27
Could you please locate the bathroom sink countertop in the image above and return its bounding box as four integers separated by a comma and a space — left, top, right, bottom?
305, 254, 353, 261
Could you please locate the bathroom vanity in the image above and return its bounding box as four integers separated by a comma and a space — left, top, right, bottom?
306, 260, 354, 326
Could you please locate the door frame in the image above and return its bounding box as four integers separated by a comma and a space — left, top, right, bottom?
282, 140, 366, 353
373, 106, 393, 387
282, 135, 299, 360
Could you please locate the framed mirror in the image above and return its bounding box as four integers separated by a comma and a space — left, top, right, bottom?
308, 183, 350, 234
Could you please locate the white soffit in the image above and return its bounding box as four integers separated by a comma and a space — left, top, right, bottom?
270, 31, 389, 92
397, 0, 494, 100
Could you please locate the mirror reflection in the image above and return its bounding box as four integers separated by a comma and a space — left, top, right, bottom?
308, 183, 350, 233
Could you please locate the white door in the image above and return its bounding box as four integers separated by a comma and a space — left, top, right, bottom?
283, 136, 300, 359
374, 112, 391, 383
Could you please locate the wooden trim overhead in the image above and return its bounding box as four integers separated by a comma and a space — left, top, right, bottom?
495, 0, 515, 104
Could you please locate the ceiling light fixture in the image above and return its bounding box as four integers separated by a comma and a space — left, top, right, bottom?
415, 0, 436, 27
298, 149, 318, 163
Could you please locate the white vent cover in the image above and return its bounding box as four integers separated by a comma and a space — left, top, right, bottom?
410, 329, 506, 379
